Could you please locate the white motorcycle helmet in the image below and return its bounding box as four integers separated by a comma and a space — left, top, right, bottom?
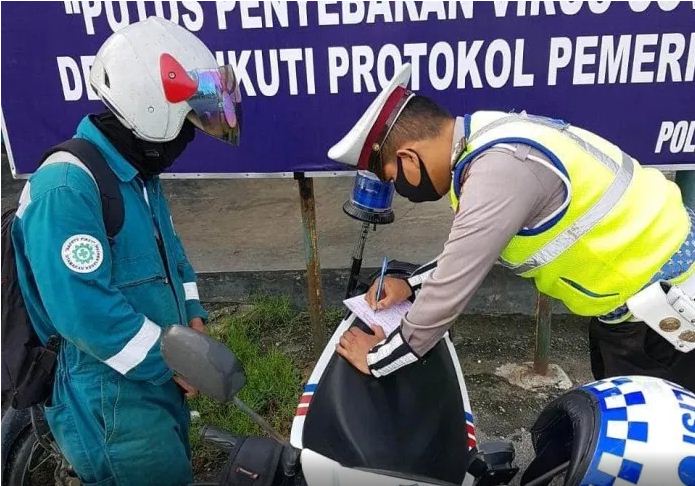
90, 17, 241, 145
522, 376, 695, 486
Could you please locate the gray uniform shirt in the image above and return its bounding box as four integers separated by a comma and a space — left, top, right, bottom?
402, 144, 566, 356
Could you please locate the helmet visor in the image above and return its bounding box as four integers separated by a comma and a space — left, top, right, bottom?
185, 65, 242, 146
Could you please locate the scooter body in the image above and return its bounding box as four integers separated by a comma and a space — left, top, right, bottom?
289, 312, 481, 486
300, 449, 450, 486
162, 304, 521, 486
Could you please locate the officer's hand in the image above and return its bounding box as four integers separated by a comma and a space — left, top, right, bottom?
173, 375, 199, 399
189, 317, 207, 334
336, 325, 387, 375
365, 276, 412, 311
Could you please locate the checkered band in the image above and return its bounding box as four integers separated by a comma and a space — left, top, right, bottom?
581, 377, 650, 486
600, 208, 695, 322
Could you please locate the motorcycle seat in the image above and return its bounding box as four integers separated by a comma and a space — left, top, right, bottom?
301, 319, 472, 485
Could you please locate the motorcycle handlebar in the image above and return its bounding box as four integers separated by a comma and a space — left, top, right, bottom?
201, 425, 301, 480
200, 425, 239, 453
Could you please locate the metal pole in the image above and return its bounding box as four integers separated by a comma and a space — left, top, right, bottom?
533, 292, 552, 375
295, 173, 325, 355
345, 221, 371, 298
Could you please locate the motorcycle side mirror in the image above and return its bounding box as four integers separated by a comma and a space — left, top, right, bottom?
161, 325, 246, 401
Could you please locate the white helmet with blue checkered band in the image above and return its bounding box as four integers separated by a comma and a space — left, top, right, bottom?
521, 376, 695, 486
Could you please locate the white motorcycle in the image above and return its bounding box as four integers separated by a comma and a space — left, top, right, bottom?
162, 301, 695, 486
163, 315, 518, 486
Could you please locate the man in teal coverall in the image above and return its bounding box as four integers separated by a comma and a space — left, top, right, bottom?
11, 18, 242, 485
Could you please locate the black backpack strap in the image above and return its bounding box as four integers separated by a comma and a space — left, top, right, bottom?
41, 139, 124, 239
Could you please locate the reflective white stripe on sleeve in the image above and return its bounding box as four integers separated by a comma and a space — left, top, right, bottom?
370, 352, 418, 378
104, 318, 161, 375
407, 258, 438, 290
367, 329, 421, 377
407, 268, 435, 290
183, 282, 200, 301
367, 332, 402, 365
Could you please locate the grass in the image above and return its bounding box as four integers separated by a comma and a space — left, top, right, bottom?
188, 295, 343, 477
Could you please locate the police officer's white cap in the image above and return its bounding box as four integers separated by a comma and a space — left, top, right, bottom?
327, 64, 414, 172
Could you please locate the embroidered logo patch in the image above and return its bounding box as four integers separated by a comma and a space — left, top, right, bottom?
61, 234, 103, 273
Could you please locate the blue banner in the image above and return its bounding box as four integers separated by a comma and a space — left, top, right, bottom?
2, 1, 694, 177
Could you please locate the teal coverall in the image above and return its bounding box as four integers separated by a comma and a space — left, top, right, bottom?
12, 116, 208, 485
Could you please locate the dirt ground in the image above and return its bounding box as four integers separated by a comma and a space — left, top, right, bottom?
452, 314, 593, 485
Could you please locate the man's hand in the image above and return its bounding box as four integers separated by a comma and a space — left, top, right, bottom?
336, 326, 386, 375
365, 276, 412, 311
173, 374, 198, 399
189, 317, 206, 334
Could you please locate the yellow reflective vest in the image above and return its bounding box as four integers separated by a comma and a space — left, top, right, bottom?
449, 111, 691, 317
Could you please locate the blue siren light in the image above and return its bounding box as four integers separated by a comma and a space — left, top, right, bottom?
350, 171, 394, 213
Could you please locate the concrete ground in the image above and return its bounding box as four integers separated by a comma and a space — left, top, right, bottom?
2, 152, 453, 273
164, 175, 454, 273
2, 152, 556, 313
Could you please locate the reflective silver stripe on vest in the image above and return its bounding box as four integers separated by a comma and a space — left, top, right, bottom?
467, 112, 620, 174
467, 115, 520, 145
501, 152, 635, 275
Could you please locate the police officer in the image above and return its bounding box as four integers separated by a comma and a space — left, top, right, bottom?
12, 18, 241, 485
329, 64, 695, 390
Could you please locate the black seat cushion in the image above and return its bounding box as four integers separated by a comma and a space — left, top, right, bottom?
302, 320, 471, 484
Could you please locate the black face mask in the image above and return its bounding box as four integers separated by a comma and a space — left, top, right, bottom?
91, 112, 196, 179
393, 152, 443, 203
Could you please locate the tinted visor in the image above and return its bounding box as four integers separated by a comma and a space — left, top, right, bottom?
186, 65, 242, 146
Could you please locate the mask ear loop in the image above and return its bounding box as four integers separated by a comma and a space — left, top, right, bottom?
384, 148, 416, 185
400, 148, 427, 186
409, 149, 442, 196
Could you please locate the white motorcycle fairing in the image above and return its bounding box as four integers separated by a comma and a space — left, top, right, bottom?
301, 448, 455, 486
290, 312, 477, 486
